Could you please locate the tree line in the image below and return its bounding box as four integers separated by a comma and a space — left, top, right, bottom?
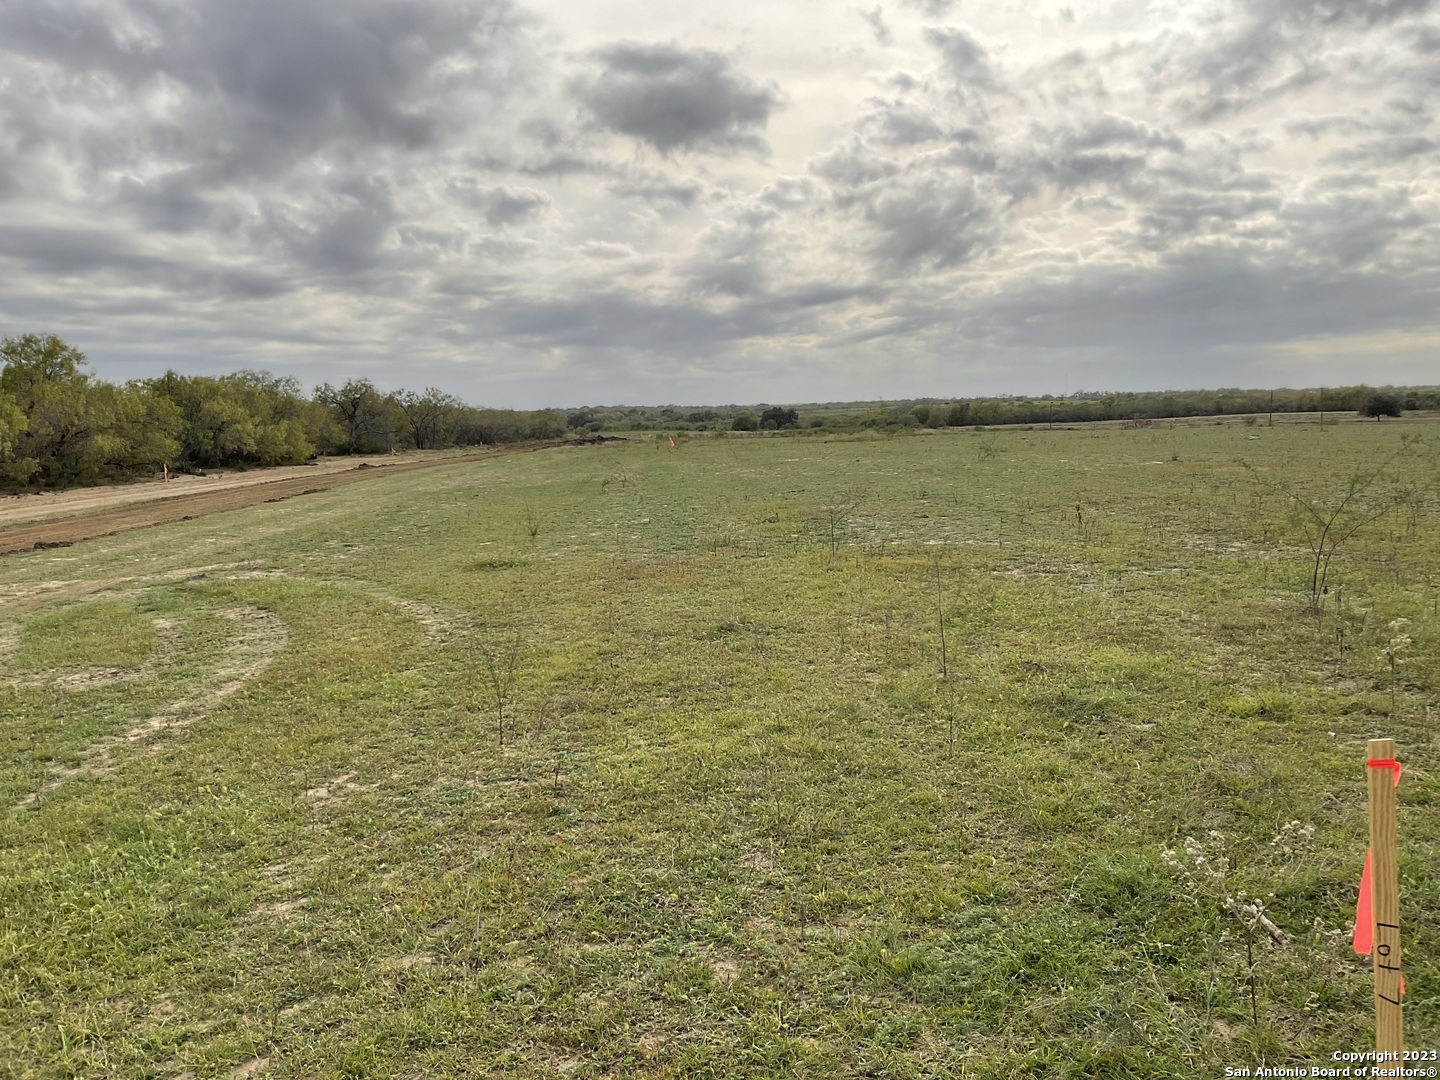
561, 387, 1437, 434
0, 334, 565, 491
900, 386, 1430, 429
3, 332, 1434, 491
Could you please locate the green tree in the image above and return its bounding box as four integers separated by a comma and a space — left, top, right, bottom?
760, 406, 799, 429
731, 410, 758, 432
0, 335, 185, 488
146, 370, 318, 468
1360, 392, 1402, 419
394, 387, 461, 450
0, 392, 25, 456
1, 334, 101, 487
316, 379, 390, 453
0, 391, 31, 485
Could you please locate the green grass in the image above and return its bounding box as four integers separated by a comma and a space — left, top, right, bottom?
5, 600, 160, 674
2, 418, 1438, 1078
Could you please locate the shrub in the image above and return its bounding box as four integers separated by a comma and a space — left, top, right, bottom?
760, 406, 799, 429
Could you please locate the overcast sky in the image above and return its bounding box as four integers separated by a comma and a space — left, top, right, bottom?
1, 0, 1437, 407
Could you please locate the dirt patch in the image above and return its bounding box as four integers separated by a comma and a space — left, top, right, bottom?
305, 771, 359, 800
230, 1056, 270, 1078
0, 442, 567, 557
50, 667, 145, 690
15, 604, 290, 809
708, 957, 740, 985
254, 898, 308, 920
740, 848, 779, 876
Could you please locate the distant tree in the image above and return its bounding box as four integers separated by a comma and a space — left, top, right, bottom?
731, 411, 758, 431
1360, 392, 1402, 419
760, 406, 798, 429
145, 369, 316, 468
567, 409, 595, 429
316, 379, 390, 452
944, 402, 969, 426
394, 387, 461, 450
911, 405, 933, 426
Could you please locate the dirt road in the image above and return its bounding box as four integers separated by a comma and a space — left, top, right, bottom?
0, 443, 566, 557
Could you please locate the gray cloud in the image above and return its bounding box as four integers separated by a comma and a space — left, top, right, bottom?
448, 181, 554, 225
923, 26, 998, 87
864, 174, 992, 268
1154, 0, 1439, 120
1324, 135, 1439, 164
1, 0, 1438, 405
573, 43, 782, 155
860, 7, 894, 46
0, 0, 528, 175
605, 173, 705, 206
903, 0, 958, 15
862, 100, 946, 146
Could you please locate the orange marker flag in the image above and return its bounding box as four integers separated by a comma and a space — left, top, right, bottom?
668, 436, 675, 448
1354, 850, 1373, 955
1354, 754, 1404, 994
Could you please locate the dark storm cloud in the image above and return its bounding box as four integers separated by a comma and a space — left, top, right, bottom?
572, 43, 782, 155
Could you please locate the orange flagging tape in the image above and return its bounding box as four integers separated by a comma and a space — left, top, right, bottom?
1353, 758, 1404, 993
1368, 758, 1401, 786
1354, 850, 1374, 955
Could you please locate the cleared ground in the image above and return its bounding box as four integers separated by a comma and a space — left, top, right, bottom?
0, 445, 567, 557
1, 420, 1436, 1078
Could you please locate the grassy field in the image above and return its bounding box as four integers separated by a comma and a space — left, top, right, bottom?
2, 418, 1438, 1078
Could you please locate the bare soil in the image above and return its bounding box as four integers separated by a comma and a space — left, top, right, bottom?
0, 443, 565, 557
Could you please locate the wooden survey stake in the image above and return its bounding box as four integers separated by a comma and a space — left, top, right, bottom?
1367, 737, 1402, 1053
